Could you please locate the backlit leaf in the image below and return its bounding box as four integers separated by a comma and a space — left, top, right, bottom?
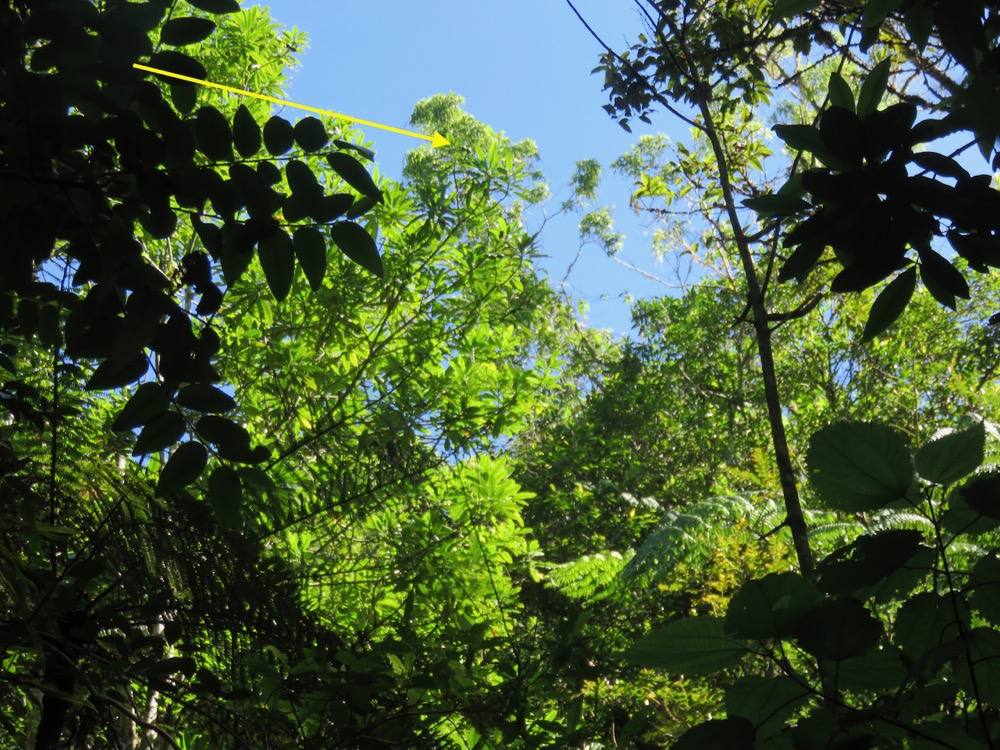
915, 421, 984, 485
857, 58, 891, 119
208, 465, 243, 529
156, 441, 208, 496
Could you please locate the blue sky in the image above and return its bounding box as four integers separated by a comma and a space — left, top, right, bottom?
252, 0, 689, 334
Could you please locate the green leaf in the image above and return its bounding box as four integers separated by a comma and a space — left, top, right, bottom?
133, 411, 186, 456
258, 229, 295, 302
807, 422, 914, 512
816, 530, 927, 597
894, 592, 968, 661
861, 267, 916, 342
232, 105, 261, 158
156, 441, 208, 496
778, 241, 824, 283
959, 471, 1000, 519
919, 248, 969, 311
196, 415, 252, 460
725, 572, 821, 639
915, 421, 985, 485
968, 555, 1000, 627
208, 465, 243, 529
263, 116, 294, 156
293, 116, 328, 152
113, 382, 172, 431
672, 718, 756, 750
742, 194, 810, 217
771, 0, 820, 18
329, 221, 383, 277
86, 354, 150, 391
857, 58, 892, 119
334, 139, 375, 161
623, 616, 748, 674
293, 226, 327, 291
326, 152, 383, 201
773, 124, 825, 154
828, 72, 855, 112
195, 106, 232, 162
794, 598, 883, 660
160, 17, 216, 46
834, 648, 907, 691
176, 383, 236, 414
725, 677, 810, 736
185, 0, 240, 13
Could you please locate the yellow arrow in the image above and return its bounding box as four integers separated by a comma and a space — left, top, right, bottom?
132, 63, 450, 148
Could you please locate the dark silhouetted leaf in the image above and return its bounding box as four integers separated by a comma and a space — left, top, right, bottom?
176, 383, 236, 413
258, 228, 294, 302
160, 17, 215, 46
113, 382, 172, 430
147, 50, 206, 83
795, 598, 882, 660
960, 471, 1000, 520
263, 116, 294, 156
861, 266, 916, 342
816, 530, 927, 596
334, 139, 375, 161
772, 0, 820, 18
133, 411, 186, 456
672, 718, 756, 750
86, 353, 150, 391
196, 415, 252, 459
185, 0, 240, 13
330, 221, 383, 277
894, 592, 968, 661
156, 441, 208, 496
232, 104, 261, 158
726, 677, 810, 737
779, 241, 825, 283
726, 573, 821, 639
327, 152, 382, 201
293, 226, 326, 291
209, 465, 243, 529
919, 248, 969, 310
194, 106, 232, 162
742, 194, 810, 217
293, 116, 328, 152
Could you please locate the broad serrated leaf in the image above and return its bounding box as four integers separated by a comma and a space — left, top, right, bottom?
113, 382, 172, 430
857, 58, 892, 119
232, 105, 261, 158
176, 383, 236, 413
861, 267, 916, 342
194, 106, 232, 162
673, 718, 756, 750
915, 421, 984, 485
726, 677, 810, 737
156, 441, 208, 496
293, 226, 326, 291
258, 229, 295, 302
132, 410, 186, 456
794, 598, 883, 661
160, 17, 215, 46
726, 573, 821, 639
293, 116, 328, 152
894, 592, 968, 661
828, 72, 855, 112
208, 465, 243, 529
263, 116, 294, 156
807, 422, 914, 512
329, 221, 383, 277
326, 152, 382, 201
623, 616, 748, 674
185, 0, 240, 13
960, 471, 1000, 520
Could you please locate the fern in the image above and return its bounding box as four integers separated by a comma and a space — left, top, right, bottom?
547, 550, 633, 600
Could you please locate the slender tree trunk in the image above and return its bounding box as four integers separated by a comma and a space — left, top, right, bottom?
676, 43, 815, 577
